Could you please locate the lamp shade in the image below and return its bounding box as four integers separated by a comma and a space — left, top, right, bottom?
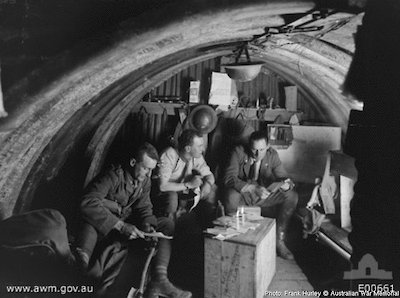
223, 62, 264, 82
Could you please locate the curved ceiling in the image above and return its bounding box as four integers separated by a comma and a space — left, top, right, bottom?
0, 1, 364, 218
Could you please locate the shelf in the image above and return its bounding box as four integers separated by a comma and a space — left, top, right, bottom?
133, 102, 304, 122
221, 107, 302, 122
132, 101, 187, 115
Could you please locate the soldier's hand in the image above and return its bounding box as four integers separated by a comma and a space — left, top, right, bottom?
281, 178, 295, 191
142, 223, 155, 233
255, 186, 271, 199
121, 223, 145, 239
142, 223, 158, 245
200, 182, 212, 198
188, 175, 202, 189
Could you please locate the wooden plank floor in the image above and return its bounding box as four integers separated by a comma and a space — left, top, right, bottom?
267, 257, 314, 297
166, 200, 351, 298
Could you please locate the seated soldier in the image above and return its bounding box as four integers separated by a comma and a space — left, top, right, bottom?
153, 129, 217, 227
222, 130, 298, 260
75, 142, 191, 297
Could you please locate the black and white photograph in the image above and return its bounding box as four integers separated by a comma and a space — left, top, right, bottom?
0, 0, 399, 297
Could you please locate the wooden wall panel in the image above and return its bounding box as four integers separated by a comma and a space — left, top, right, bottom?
148, 56, 320, 119
151, 57, 219, 103
109, 57, 328, 169
149, 58, 323, 122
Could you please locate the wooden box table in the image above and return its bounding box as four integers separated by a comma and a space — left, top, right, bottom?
204, 218, 276, 298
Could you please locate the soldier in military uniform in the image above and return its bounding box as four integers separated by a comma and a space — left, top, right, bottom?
76, 142, 191, 297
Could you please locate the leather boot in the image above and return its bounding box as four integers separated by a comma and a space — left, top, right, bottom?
276, 191, 297, 260
276, 230, 294, 260
145, 279, 192, 298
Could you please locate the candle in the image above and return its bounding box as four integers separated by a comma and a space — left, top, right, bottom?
240, 206, 245, 225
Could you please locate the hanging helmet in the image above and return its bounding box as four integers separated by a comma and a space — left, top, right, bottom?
188, 105, 218, 134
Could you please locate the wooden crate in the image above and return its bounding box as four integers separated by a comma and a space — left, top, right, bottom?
204, 218, 276, 298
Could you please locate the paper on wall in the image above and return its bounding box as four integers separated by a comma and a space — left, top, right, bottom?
189, 81, 200, 103
208, 72, 238, 106
284, 85, 297, 112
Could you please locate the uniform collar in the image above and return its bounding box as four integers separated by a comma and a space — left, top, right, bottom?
246, 146, 272, 164
178, 150, 193, 164
126, 170, 140, 188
